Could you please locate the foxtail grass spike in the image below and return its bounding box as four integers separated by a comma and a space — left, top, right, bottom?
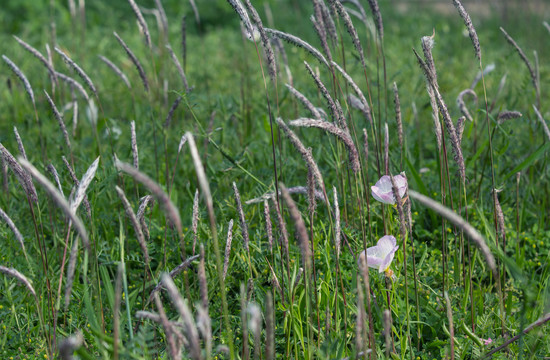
409, 190, 497, 276
223, 219, 234, 281
54, 47, 98, 97
0, 144, 38, 203
98, 55, 131, 89
127, 0, 151, 49
13, 127, 28, 160
115, 160, 182, 236
147, 255, 199, 304
452, 0, 481, 59
114, 32, 149, 92
233, 182, 250, 253
457, 89, 477, 122
115, 186, 149, 266
2, 55, 35, 105
19, 158, 90, 248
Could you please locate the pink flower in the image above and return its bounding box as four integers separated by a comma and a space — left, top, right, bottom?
371, 174, 407, 205
482, 338, 492, 346
358, 235, 399, 273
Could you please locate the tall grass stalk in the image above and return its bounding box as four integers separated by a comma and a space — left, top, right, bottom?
186, 132, 234, 357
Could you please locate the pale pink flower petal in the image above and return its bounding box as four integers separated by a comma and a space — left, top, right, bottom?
359, 235, 399, 273
371, 174, 407, 205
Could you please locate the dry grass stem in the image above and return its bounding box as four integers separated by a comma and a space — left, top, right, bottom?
2, 55, 35, 105
114, 32, 150, 92
409, 190, 497, 276
289, 118, 360, 173
115, 160, 182, 236
223, 219, 234, 281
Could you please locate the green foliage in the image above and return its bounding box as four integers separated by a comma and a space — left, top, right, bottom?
0, 1, 549, 359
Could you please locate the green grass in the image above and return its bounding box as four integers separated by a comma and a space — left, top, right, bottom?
0, 0, 549, 359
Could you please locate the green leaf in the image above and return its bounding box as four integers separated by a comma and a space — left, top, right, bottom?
502, 142, 550, 182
